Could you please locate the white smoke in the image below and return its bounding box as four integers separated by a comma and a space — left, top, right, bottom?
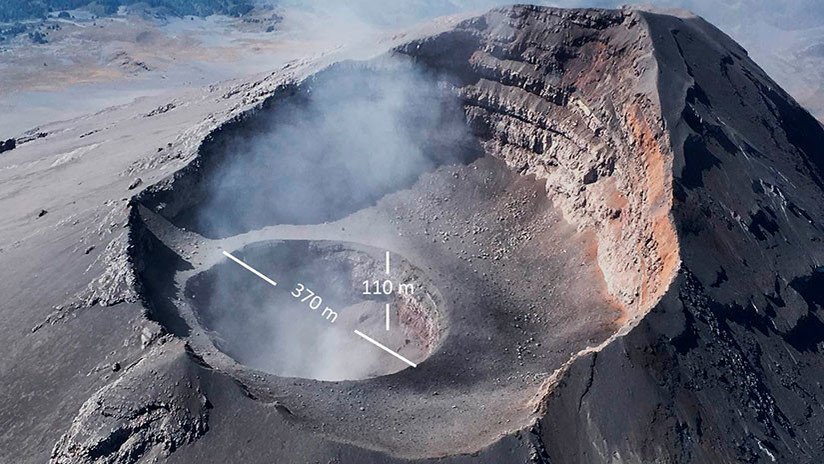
189, 56, 475, 380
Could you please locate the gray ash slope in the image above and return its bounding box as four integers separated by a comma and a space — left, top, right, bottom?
0, 4, 823, 464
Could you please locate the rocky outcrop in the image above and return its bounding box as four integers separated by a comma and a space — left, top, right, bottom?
51, 341, 210, 464
399, 6, 680, 320
0, 138, 15, 153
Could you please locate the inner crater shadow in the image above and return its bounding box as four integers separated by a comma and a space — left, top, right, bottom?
161, 58, 482, 239
185, 240, 439, 381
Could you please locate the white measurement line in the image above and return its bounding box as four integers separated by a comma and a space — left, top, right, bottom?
354, 330, 417, 368
385, 251, 390, 275
221, 250, 278, 287
385, 303, 390, 331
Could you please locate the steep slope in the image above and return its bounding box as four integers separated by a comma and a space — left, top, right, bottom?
398, 6, 680, 319
537, 9, 824, 464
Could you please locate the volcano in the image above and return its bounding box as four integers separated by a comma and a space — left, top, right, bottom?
2, 5, 824, 464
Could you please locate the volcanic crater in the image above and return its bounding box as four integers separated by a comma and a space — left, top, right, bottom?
7, 4, 824, 464
129, 7, 656, 457
186, 239, 443, 381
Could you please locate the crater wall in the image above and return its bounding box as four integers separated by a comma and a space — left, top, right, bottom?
399, 6, 680, 319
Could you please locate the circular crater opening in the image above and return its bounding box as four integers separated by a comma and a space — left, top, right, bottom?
185, 240, 442, 381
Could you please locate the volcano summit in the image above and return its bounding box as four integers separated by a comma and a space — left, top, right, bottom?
2, 4, 824, 464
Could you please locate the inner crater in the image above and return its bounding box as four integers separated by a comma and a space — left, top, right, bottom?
184, 240, 443, 381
